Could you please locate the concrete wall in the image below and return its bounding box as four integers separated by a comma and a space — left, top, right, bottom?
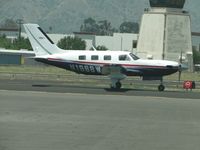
137, 13, 165, 59
137, 8, 193, 64
165, 14, 192, 61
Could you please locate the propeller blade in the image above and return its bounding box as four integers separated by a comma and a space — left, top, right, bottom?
178, 65, 182, 82
178, 63, 189, 82
178, 71, 181, 82
177, 52, 188, 83
180, 63, 189, 70
180, 51, 183, 64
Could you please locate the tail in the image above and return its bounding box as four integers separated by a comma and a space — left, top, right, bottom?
24, 24, 64, 56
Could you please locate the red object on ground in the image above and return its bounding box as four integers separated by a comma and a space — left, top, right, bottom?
183, 81, 193, 89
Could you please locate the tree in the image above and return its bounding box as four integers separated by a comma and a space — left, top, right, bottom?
57, 36, 86, 50
96, 45, 108, 51
11, 37, 32, 50
0, 35, 12, 49
119, 21, 139, 33
193, 49, 200, 64
80, 18, 117, 35
98, 20, 112, 35
80, 17, 99, 33
0, 35, 32, 50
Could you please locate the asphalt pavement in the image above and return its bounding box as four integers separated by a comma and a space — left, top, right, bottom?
0, 79, 199, 99
1, 90, 200, 150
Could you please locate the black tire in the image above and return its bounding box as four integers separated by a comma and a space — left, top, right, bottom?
158, 85, 165, 91
116, 82, 122, 89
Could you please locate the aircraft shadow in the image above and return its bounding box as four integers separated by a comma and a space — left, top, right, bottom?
32, 84, 52, 87
32, 83, 158, 93
104, 88, 133, 92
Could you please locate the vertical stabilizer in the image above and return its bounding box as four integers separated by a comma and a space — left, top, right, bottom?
24, 24, 63, 56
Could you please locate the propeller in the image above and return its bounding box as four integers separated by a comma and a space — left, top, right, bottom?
178, 51, 188, 82
178, 51, 183, 82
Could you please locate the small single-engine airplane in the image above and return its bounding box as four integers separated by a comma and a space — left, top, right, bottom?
24, 24, 180, 91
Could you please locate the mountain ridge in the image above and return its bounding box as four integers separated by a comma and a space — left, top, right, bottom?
0, 0, 199, 33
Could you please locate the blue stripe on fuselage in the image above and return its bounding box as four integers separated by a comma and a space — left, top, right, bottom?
35, 58, 102, 75
35, 58, 178, 76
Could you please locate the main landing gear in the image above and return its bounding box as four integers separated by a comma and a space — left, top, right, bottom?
110, 75, 126, 90
110, 77, 166, 91
110, 80, 122, 90
158, 79, 165, 92
158, 84, 165, 91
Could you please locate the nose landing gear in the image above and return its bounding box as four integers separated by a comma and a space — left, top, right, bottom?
158, 79, 165, 91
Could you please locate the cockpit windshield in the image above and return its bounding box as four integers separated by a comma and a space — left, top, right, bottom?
129, 53, 140, 60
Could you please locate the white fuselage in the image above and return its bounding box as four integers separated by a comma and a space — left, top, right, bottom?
36, 50, 179, 77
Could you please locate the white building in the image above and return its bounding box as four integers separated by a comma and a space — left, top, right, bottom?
22, 31, 138, 52
74, 32, 138, 52
94, 33, 138, 52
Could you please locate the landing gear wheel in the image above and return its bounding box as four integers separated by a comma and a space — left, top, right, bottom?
158, 85, 165, 92
116, 81, 122, 89
110, 81, 122, 90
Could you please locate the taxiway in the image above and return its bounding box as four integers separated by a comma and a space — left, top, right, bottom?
0, 79, 200, 150
0, 79, 199, 99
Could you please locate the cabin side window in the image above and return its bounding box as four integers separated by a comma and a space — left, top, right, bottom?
79, 55, 86, 60
91, 55, 99, 60
119, 55, 131, 61
104, 55, 111, 60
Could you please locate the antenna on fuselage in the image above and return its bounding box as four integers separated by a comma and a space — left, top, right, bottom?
91, 45, 97, 51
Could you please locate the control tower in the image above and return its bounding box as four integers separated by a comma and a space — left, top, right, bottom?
137, 0, 193, 71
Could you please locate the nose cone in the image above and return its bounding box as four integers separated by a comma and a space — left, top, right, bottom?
162, 60, 180, 75
164, 61, 179, 71
179, 63, 188, 71
137, 59, 180, 76
165, 61, 179, 68
158, 60, 180, 76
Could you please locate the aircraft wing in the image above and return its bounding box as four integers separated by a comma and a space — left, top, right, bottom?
26, 56, 48, 59
125, 68, 143, 76
101, 64, 126, 80
101, 64, 143, 79
26, 56, 37, 59
102, 64, 124, 75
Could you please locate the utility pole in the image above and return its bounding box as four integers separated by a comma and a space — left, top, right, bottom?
16, 19, 24, 40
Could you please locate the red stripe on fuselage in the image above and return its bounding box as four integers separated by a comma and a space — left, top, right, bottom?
73, 61, 166, 69
47, 58, 168, 69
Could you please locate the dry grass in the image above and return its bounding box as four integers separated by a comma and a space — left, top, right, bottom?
0, 65, 199, 82
0, 65, 72, 75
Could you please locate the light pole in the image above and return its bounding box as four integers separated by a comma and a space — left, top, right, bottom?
16, 19, 24, 40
